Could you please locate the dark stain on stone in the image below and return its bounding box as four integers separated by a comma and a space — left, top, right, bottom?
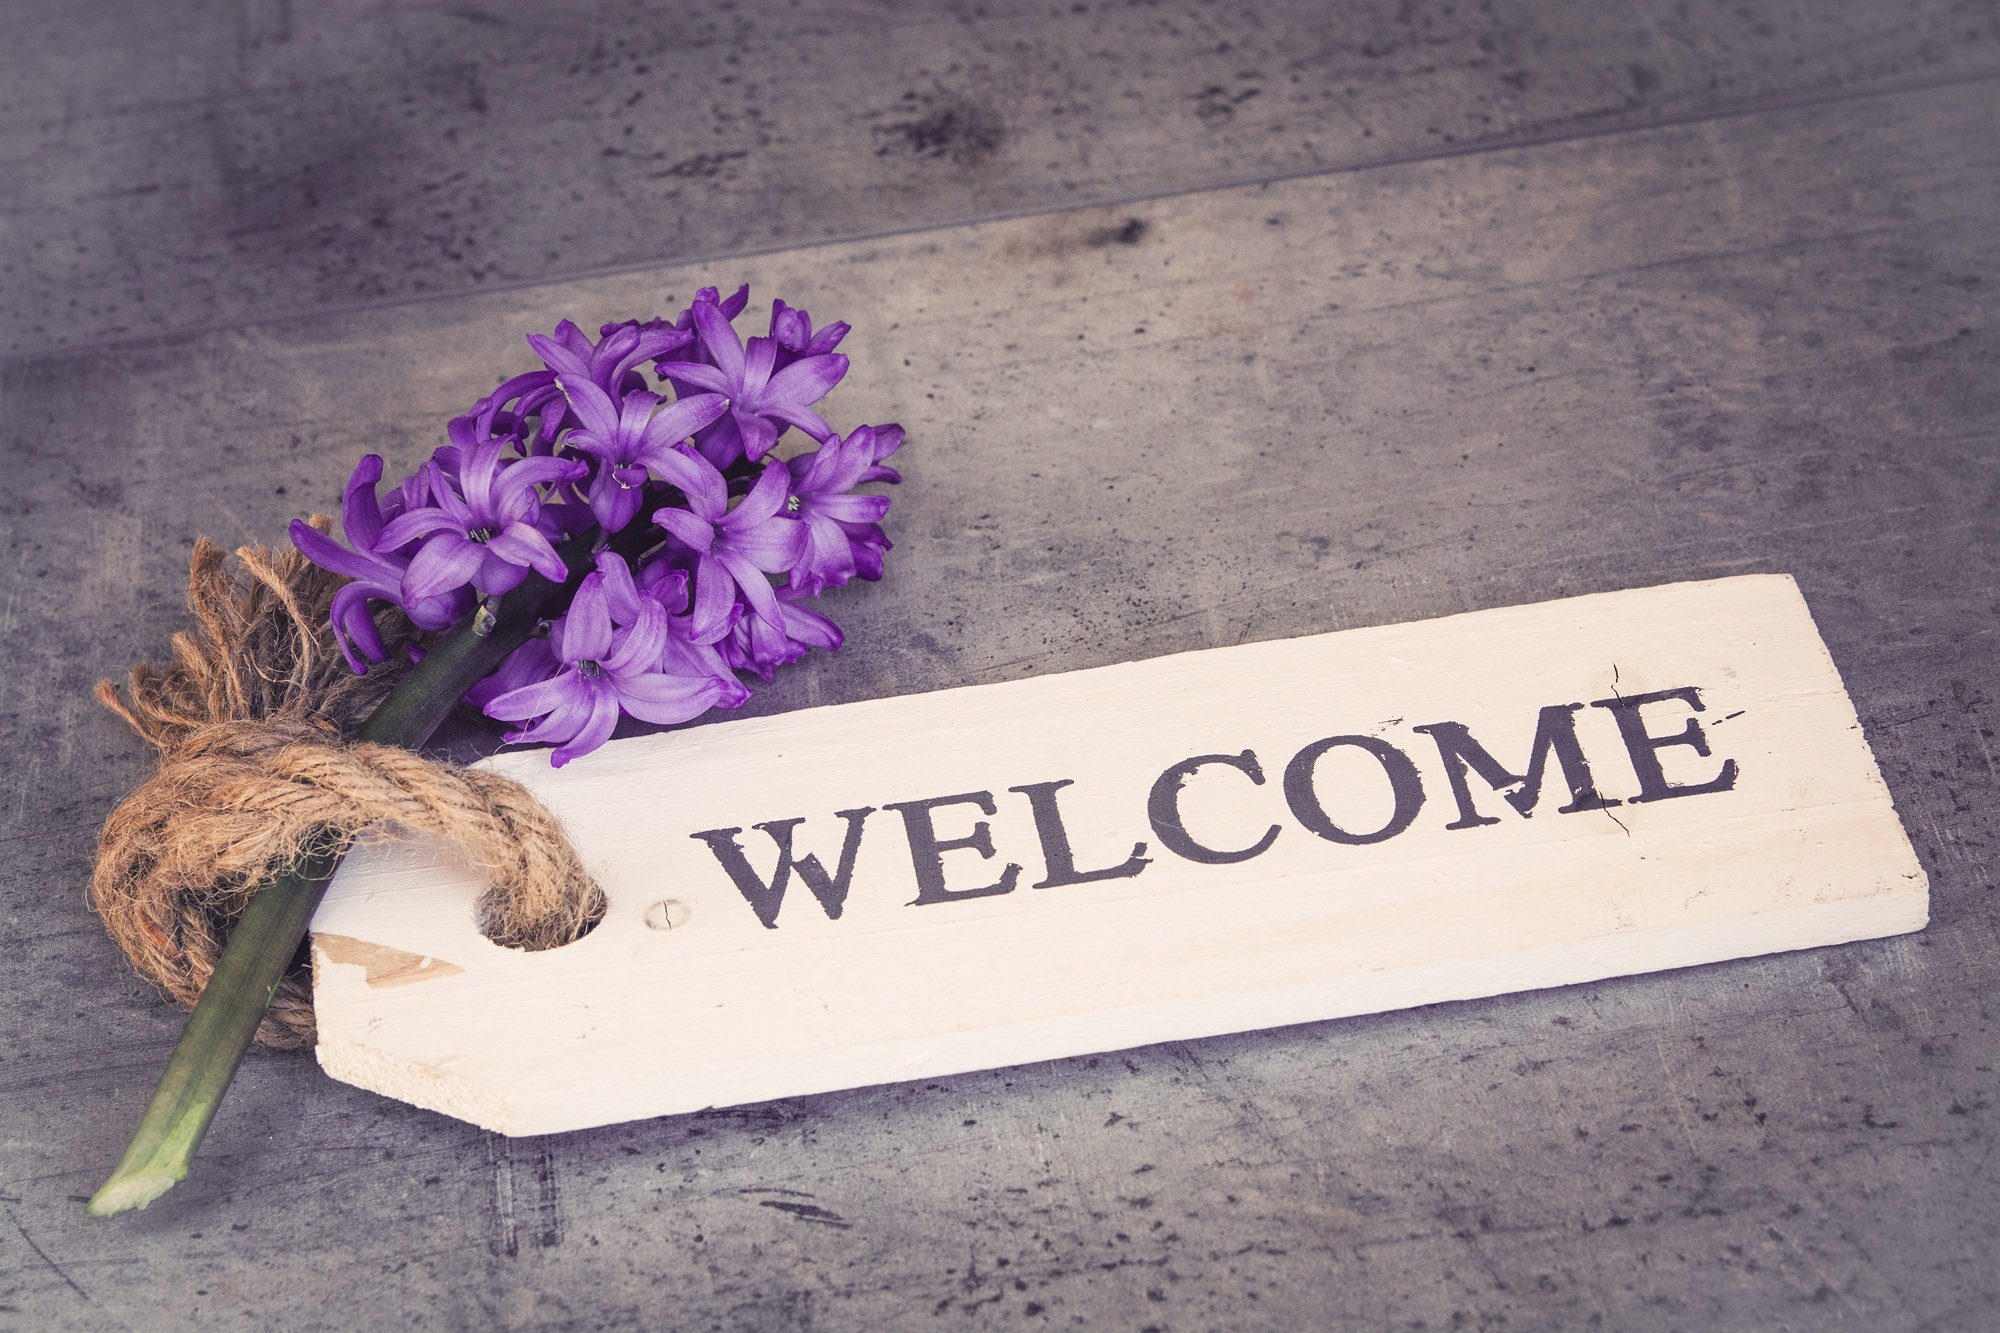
649, 149, 748, 181
875, 95, 1005, 168
759, 1198, 853, 1228
1194, 84, 1261, 126
1087, 217, 1148, 247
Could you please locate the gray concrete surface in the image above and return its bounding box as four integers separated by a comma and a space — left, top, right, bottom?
4, 0, 1995, 353
2, 3, 1996, 1329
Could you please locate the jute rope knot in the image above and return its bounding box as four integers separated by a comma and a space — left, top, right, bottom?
89, 522, 604, 1049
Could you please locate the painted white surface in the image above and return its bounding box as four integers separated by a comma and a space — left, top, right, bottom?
313, 575, 1927, 1134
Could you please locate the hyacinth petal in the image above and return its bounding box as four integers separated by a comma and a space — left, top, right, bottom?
793, 434, 869, 494
740, 337, 777, 397
805, 321, 850, 356
402, 535, 485, 604
677, 444, 730, 512
640, 447, 721, 522
482, 671, 581, 723
458, 437, 502, 513
653, 505, 714, 552
404, 587, 471, 631
290, 518, 387, 583
590, 325, 641, 384
732, 513, 809, 571
484, 523, 567, 582
796, 513, 856, 591
552, 688, 623, 767
683, 416, 740, 469
422, 462, 479, 530
613, 324, 691, 382
595, 551, 643, 623
466, 637, 559, 708
339, 455, 389, 548
685, 553, 735, 640
583, 466, 641, 532
602, 600, 668, 675
866, 423, 904, 462
761, 400, 834, 444
615, 387, 665, 442
557, 574, 614, 663
772, 303, 808, 351
844, 527, 891, 582
726, 460, 793, 527
716, 549, 784, 625
374, 508, 463, 550
766, 353, 847, 408
445, 413, 485, 454
663, 627, 731, 679
639, 392, 728, 452
691, 300, 746, 384
737, 412, 780, 462
637, 561, 690, 614
492, 452, 584, 514
813, 492, 893, 524
502, 691, 593, 745
780, 594, 844, 651
328, 583, 390, 670
555, 373, 621, 441
489, 369, 557, 413
785, 445, 830, 493
471, 552, 529, 597
652, 360, 732, 397
616, 672, 725, 726
526, 452, 592, 486
526, 331, 591, 379
732, 609, 803, 678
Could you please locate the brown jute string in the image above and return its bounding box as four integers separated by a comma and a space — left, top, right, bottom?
89, 520, 604, 1049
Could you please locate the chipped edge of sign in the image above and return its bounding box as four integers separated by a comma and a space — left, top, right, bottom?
315, 1037, 518, 1133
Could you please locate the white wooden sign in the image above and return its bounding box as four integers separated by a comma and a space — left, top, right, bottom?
313, 575, 1927, 1135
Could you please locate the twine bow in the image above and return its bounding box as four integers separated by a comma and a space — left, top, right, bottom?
89, 525, 602, 1048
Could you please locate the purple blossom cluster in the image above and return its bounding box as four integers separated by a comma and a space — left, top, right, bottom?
293, 286, 901, 765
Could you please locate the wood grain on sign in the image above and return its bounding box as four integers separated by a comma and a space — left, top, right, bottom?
312, 576, 1926, 1135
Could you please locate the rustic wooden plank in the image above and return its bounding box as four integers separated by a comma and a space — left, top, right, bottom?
4, 0, 1995, 353
316, 576, 1926, 1133
3, 76, 1994, 1331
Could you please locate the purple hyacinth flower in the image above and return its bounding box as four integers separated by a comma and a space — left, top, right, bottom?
291, 455, 473, 668
529, 319, 694, 405
602, 551, 751, 706
785, 425, 897, 595
652, 455, 808, 640
290, 455, 408, 669
453, 318, 697, 456
722, 586, 845, 681
463, 635, 558, 710
657, 300, 848, 466
768, 299, 849, 369
555, 377, 727, 532
857, 422, 904, 484
376, 438, 584, 604
482, 570, 733, 767
670, 285, 750, 342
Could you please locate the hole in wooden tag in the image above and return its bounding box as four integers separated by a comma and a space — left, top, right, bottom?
474, 881, 608, 951
645, 899, 693, 932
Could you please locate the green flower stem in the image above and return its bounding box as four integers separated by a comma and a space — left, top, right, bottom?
88, 533, 607, 1217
